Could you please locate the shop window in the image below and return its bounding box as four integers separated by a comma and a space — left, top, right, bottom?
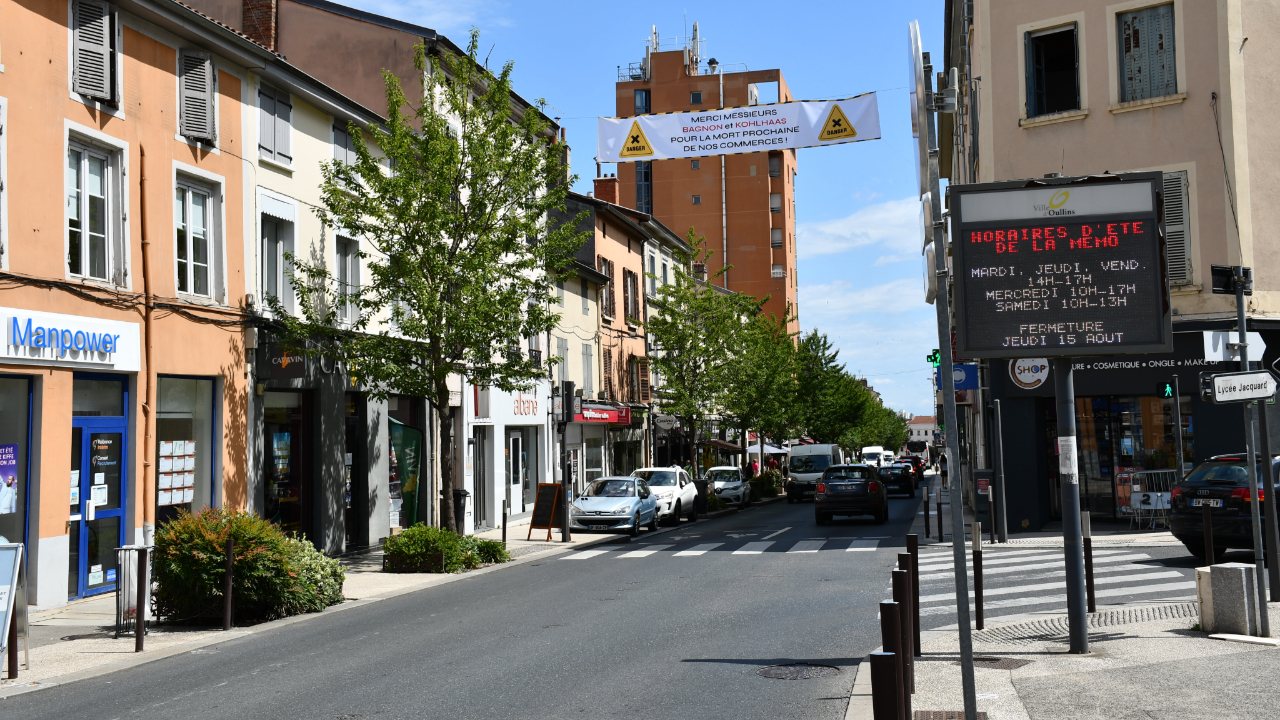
1025, 25, 1080, 118
264, 391, 311, 537
156, 377, 215, 523
67, 142, 124, 284
175, 180, 218, 298
0, 377, 31, 545
1118, 4, 1176, 102
584, 436, 603, 483
72, 377, 123, 416
387, 396, 424, 529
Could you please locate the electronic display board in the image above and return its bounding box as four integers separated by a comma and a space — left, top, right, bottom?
950, 173, 1172, 359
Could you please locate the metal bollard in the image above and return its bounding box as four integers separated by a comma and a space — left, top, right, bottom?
1082, 511, 1096, 613
223, 536, 234, 631
891, 570, 914, 702
924, 480, 930, 539
972, 521, 984, 631
135, 546, 148, 652
502, 500, 508, 544
6, 610, 16, 680
870, 652, 903, 720
879, 602, 907, 720
935, 484, 944, 541
1203, 504, 1215, 564
907, 534, 921, 656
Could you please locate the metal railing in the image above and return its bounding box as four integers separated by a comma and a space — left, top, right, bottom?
528, 348, 542, 365
1127, 469, 1178, 531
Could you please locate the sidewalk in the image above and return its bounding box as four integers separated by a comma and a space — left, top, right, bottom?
846, 600, 1280, 719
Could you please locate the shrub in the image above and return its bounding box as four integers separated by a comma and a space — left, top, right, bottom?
705, 491, 727, 512
153, 506, 344, 625
750, 472, 781, 499
382, 524, 510, 573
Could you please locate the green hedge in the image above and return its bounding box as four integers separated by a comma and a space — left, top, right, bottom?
382, 524, 510, 573
749, 469, 783, 499
153, 507, 345, 624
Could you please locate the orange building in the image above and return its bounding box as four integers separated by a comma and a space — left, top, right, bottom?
613, 30, 799, 331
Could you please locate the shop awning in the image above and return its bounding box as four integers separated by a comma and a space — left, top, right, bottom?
747, 443, 787, 454
700, 439, 744, 454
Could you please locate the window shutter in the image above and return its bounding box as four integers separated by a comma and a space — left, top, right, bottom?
1120, 4, 1176, 102
1163, 170, 1191, 285
73, 0, 113, 101
1024, 31, 1034, 118
333, 125, 347, 162
602, 348, 613, 400
608, 260, 617, 318
557, 337, 568, 384
275, 93, 293, 163
638, 359, 651, 402
581, 343, 593, 397
581, 277, 589, 314
179, 50, 216, 141
258, 87, 276, 158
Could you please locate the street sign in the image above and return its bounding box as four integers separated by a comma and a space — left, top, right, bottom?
1207, 370, 1277, 404
949, 173, 1172, 359
936, 364, 978, 390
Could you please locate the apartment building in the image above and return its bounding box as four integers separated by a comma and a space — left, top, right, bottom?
613, 29, 799, 334
941, 0, 1280, 531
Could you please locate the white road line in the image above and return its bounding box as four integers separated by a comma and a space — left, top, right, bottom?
918, 553, 1153, 582
915, 549, 1128, 572
787, 540, 825, 553
847, 539, 881, 552
617, 544, 673, 558
561, 550, 612, 560
918, 581, 1197, 616
763, 527, 791, 540
733, 541, 775, 555
673, 543, 722, 557
917, 570, 1186, 603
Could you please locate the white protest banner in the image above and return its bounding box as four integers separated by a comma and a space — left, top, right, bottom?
597, 93, 881, 163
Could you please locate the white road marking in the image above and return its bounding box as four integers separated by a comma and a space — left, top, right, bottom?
561, 550, 611, 560
918, 581, 1197, 616
674, 543, 722, 557
617, 545, 673, 558
733, 541, 775, 555
763, 527, 791, 540
847, 539, 881, 552
787, 540, 825, 553
917, 570, 1186, 603
917, 553, 1153, 582
915, 548, 1129, 571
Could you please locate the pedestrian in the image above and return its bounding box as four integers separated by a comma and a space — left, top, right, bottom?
750, 459, 759, 477
768, 456, 778, 472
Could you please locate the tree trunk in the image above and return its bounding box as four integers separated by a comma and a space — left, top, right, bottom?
436, 382, 457, 534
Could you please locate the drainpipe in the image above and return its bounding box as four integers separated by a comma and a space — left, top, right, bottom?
139, 147, 156, 545
719, 68, 728, 288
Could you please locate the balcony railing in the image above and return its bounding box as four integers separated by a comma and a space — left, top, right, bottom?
528, 348, 542, 366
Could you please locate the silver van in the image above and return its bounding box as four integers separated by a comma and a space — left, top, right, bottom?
785, 443, 845, 503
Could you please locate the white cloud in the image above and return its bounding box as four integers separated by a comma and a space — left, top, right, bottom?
797, 197, 921, 261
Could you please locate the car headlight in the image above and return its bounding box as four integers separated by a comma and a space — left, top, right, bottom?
615, 505, 633, 515
570, 505, 585, 515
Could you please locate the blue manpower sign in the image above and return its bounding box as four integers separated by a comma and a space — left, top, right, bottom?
2, 307, 140, 371
10, 317, 121, 356
935, 364, 979, 391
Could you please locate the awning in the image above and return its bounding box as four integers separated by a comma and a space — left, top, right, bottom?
700, 439, 744, 454
747, 443, 787, 454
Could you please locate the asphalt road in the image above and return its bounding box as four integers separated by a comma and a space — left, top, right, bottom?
6, 492, 924, 720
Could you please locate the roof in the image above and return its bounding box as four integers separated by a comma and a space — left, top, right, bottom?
700, 439, 744, 454
566, 191, 691, 254
909, 416, 936, 425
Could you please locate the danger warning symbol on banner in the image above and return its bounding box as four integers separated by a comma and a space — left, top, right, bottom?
818, 104, 856, 142
618, 120, 655, 158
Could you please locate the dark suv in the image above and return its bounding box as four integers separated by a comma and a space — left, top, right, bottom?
1170, 453, 1274, 561
814, 464, 888, 525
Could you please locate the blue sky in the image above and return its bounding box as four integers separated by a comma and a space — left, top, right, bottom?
344, 0, 946, 416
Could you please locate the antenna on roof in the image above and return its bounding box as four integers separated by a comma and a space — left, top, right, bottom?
651, 25, 660, 52
690, 21, 701, 69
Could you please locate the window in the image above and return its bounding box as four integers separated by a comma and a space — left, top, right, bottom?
67, 143, 121, 283
1118, 4, 1176, 102
634, 89, 650, 115
769, 156, 782, 177
661, 260, 669, 286
690, 91, 703, 105
580, 277, 590, 315
772, 264, 785, 278
174, 182, 212, 296
258, 84, 293, 164
770, 193, 782, 213
581, 343, 594, 398
771, 229, 784, 249
333, 122, 358, 165
335, 237, 358, 320
602, 348, 613, 400
692, 195, 701, 205
556, 278, 564, 305
598, 256, 616, 318
635, 161, 652, 214
629, 360, 640, 402
691, 159, 700, 170
647, 253, 657, 296
622, 269, 639, 323
555, 337, 568, 384
1163, 170, 1191, 285
179, 50, 216, 142
262, 217, 283, 303
1025, 25, 1079, 118
637, 359, 651, 402
71, 0, 116, 103
156, 377, 215, 521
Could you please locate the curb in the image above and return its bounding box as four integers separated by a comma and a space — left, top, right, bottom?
698, 507, 740, 519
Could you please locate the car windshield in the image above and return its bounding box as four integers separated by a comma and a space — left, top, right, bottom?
634, 470, 677, 486
1185, 462, 1256, 486
825, 468, 870, 480
584, 479, 636, 497
706, 469, 739, 483
790, 455, 831, 473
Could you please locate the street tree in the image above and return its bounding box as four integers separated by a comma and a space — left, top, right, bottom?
269, 32, 587, 533
721, 308, 798, 472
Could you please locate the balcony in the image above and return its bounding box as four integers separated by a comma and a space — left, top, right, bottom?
528, 348, 542, 366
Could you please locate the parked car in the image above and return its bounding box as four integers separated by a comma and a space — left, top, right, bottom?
787, 444, 845, 503
1170, 453, 1274, 561
814, 464, 888, 525
633, 467, 698, 525
570, 476, 658, 537
880, 464, 916, 497
706, 466, 751, 509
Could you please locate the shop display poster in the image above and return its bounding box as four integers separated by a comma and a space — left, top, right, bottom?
0, 445, 18, 515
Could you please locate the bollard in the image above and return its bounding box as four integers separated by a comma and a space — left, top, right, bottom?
135, 546, 148, 652
1082, 511, 1096, 613
223, 536, 234, 631
935, 484, 944, 541
879, 602, 907, 720
972, 521, 984, 631
906, 534, 921, 656
1203, 504, 1215, 564
870, 652, 903, 720
891, 570, 914, 701
898, 553, 918, 663
924, 479, 931, 539
502, 500, 508, 544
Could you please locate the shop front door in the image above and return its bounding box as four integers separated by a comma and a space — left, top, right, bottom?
69, 376, 128, 600
507, 433, 523, 513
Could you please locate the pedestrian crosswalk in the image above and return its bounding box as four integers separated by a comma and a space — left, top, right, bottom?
559, 536, 884, 559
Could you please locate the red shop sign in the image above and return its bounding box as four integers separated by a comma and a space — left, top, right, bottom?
575, 404, 619, 423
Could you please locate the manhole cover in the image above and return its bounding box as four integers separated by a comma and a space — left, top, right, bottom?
756, 663, 841, 680
951, 656, 1032, 671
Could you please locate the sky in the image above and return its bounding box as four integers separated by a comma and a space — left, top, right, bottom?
342, 0, 947, 417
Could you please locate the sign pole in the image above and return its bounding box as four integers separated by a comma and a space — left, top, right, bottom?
561, 381, 575, 543
1234, 268, 1269, 635
1256, 394, 1280, 601
1172, 376, 1186, 482
1053, 357, 1089, 653
993, 399, 1008, 543
922, 50, 978, 719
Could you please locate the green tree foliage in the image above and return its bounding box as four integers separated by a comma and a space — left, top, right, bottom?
721, 308, 799, 451
269, 32, 588, 532
795, 330, 910, 452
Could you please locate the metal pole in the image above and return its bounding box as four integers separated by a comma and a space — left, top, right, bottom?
994, 399, 1008, 543
879, 600, 908, 720
869, 651, 903, 720
1172, 375, 1186, 482
135, 546, 147, 652
1203, 504, 1215, 563
6, 606, 15, 679
502, 499, 508, 544
1234, 267, 1270, 636
936, 484, 944, 542
1259, 395, 1280, 601
223, 536, 233, 631
924, 477, 931, 539
561, 381, 574, 543
1054, 357, 1089, 653
891, 570, 914, 703
907, 534, 921, 655
972, 521, 983, 630
1082, 511, 1096, 613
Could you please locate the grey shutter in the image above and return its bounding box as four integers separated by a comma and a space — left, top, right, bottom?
582, 343, 594, 398
345, 126, 358, 165
72, 0, 113, 101
258, 87, 275, 158
557, 337, 568, 384
275, 93, 292, 163
1163, 170, 1191, 285
581, 277, 589, 315
1024, 31, 1034, 118
179, 50, 216, 141
1120, 4, 1176, 102
333, 125, 347, 163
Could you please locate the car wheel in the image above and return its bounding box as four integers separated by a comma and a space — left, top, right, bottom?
629, 513, 640, 537
688, 501, 698, 523
671, 502, 682, 525
907, 483, 916, 499
648, 512, 658, 532
787, 494, 796, 504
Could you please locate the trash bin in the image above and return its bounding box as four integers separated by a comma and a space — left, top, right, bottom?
693, 479, 708, 514
452, 488, 470, 534
972, 469, 993, 535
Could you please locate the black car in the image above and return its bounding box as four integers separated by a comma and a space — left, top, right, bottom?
879, 464, 916, 497
1170, 453, 1273, 561
814, 464, 888, 525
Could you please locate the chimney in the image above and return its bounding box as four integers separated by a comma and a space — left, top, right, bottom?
593, 174, 619, 205
243, 0, 278, 51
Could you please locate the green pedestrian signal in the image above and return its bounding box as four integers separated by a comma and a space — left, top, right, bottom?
1160, 382, 1174, 399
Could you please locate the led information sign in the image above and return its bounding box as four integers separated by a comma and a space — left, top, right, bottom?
950, 173, 1172, 358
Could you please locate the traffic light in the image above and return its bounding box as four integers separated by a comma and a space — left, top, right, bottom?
1199, 372, 1215, 402
1159, 382, 1174, 399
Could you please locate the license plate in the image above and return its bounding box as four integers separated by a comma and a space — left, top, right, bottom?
1192, 498, 1223, 508
589, 525, 609, 530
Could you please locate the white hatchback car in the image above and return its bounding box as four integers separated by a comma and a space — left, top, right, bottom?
706, 466, 751, 509
632, 467, 697, 525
